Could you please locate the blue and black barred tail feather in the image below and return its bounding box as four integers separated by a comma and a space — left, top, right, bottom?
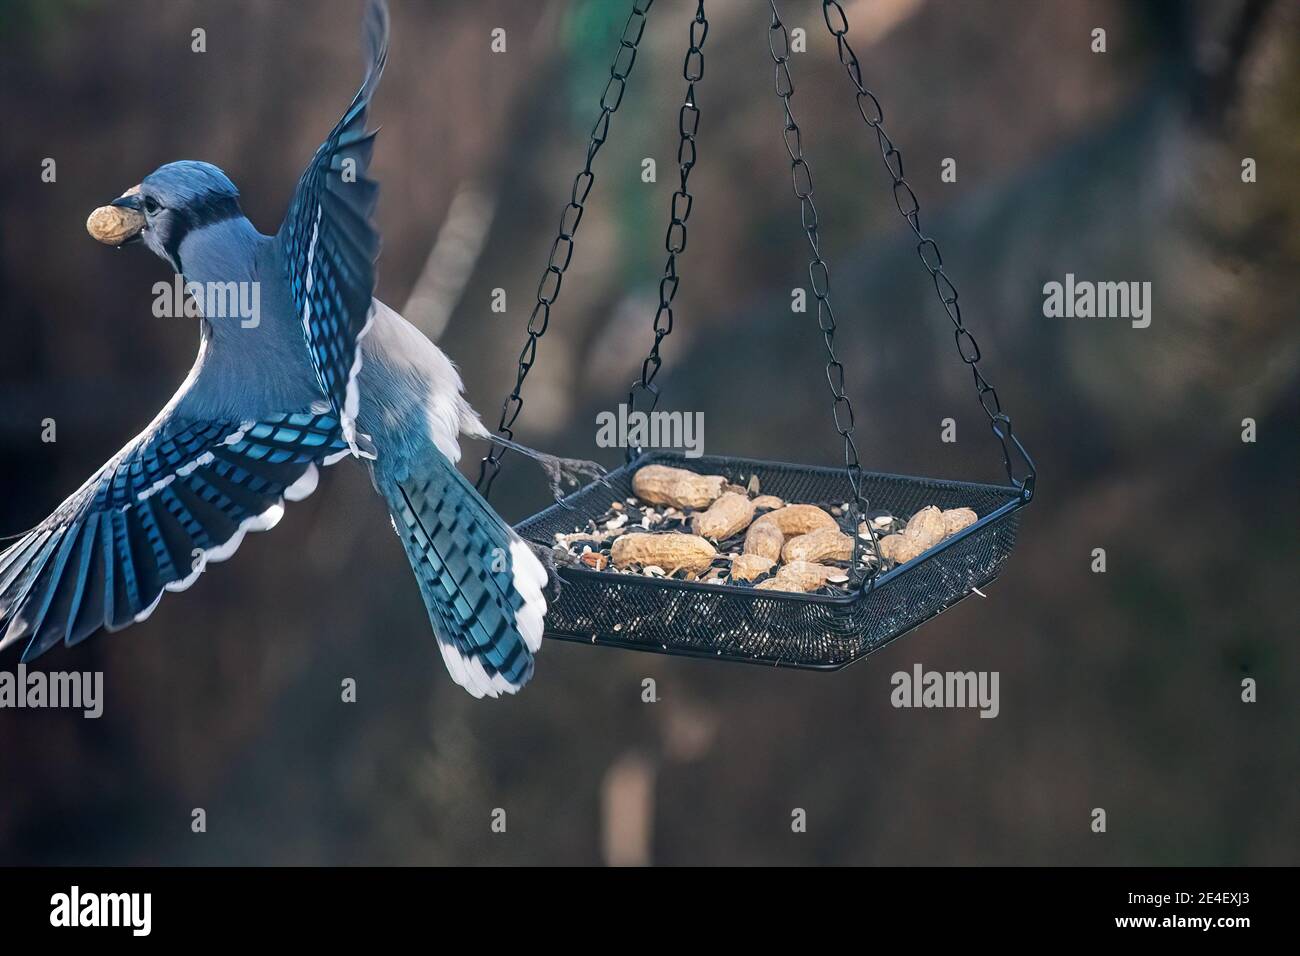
381, 452, 548, 699
0, 410, 349, 662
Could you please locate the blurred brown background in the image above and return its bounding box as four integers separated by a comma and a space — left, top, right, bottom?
0, 0, 1295, 865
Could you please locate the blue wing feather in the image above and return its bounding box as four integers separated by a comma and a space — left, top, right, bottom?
0, 410, 349, 661
277, 0, 389, 452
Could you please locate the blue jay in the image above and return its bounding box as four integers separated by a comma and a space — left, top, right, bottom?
0, 0, 590, 698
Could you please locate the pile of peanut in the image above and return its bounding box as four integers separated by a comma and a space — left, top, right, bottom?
551, 464, 978, 595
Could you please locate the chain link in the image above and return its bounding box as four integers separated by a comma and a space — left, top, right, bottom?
625, 1, 709, 451
768, 1, 881, 587
478, 0, 656, 497
818, 0, 1036, 497
481, 0, 1034, 511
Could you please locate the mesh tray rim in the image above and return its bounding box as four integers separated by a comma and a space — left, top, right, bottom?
538, 574, 1000, 670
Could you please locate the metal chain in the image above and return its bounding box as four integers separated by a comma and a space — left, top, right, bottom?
478, 0, 656, 497
768, 1, 881, 586
625, 1, 709, 454
818, 0, 1036, 497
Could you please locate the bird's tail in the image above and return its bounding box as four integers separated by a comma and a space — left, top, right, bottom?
378, 449, 547, 698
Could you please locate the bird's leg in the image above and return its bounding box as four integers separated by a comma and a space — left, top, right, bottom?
484, 435, 610, 501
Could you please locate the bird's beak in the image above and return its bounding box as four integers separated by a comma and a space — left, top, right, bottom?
87, 185, 145, 247
110, 191, 143, 212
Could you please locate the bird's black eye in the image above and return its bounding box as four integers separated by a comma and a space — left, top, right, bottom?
143, 196, 160, 214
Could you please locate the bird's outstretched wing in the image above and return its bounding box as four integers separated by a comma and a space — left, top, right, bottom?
277, 0, 389, 456
0, 409, 349, 662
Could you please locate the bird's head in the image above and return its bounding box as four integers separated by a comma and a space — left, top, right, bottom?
87, 161, 243, 271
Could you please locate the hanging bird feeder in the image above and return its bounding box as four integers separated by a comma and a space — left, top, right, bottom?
478, 0, 1035, 669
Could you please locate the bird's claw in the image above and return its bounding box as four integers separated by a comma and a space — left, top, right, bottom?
525, 539, 572, 603
539, 454, 608, 502
483, 434, 609, 503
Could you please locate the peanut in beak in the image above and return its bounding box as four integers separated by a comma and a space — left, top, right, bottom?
86, 185, 144, 246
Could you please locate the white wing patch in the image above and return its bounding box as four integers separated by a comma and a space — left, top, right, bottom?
135, 428, 249, 503
341, 302, 378, 458
283, 464, 320, 502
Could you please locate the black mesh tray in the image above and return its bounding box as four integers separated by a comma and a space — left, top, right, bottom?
514, 452, 1028, 669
